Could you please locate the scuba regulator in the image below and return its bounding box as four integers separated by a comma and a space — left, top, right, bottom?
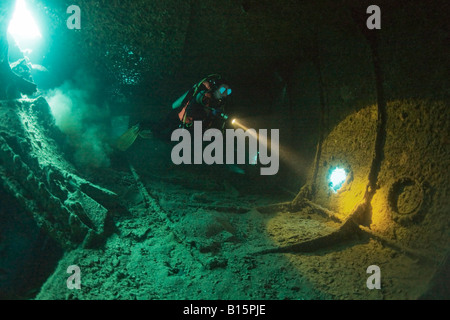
174, 74, 233, 129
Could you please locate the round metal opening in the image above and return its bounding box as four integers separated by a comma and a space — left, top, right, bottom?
388, 177, 424, 223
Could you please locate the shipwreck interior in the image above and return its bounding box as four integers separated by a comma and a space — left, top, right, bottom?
0, 0, 448, 300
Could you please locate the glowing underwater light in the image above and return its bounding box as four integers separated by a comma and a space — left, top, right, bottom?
8, 0, 42, 47
329, 167, 347, 192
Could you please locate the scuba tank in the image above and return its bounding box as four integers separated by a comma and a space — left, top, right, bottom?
173, 74, 230, 129
172, 90, 189, 109
172, 74, 222, 109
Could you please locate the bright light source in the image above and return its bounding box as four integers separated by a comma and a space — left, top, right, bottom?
232, 119, 236, 125
8, 0, 42, 48
329, 167, 347, 192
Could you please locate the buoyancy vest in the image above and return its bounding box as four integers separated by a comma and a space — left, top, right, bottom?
177, 79, 213, 126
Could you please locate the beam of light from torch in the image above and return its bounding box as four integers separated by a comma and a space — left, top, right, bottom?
231, 118, 309, 178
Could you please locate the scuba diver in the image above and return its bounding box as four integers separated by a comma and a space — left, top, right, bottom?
117, 74, 232, 150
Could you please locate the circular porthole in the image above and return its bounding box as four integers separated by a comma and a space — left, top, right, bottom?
329, 167, 347, 192
327, 164, 352, 194
388, 177, 424, 224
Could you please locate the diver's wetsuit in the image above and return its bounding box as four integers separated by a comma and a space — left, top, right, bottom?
142, 82, 225, 142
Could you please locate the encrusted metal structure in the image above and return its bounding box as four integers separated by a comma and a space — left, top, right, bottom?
0, 98, 116, 249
